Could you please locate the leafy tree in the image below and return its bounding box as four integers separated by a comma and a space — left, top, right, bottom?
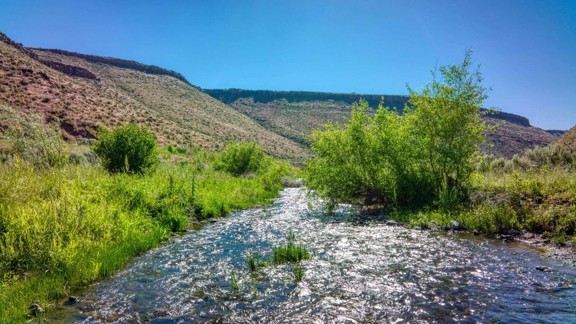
305, 50, 488, 209
93, 124, 159, 174
407, 49, 488, 204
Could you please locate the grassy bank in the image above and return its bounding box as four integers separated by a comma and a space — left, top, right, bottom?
0, 147, 290, 321
391, 146, 576, 244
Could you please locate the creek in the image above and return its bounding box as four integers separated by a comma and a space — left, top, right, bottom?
50, 188, 576, 323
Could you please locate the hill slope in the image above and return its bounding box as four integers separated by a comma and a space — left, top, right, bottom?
206, 89, 557, 158
556, 126, 576, 151
0, 33, 306, 160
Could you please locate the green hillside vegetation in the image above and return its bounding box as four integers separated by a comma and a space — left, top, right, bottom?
0, 105, 291, 322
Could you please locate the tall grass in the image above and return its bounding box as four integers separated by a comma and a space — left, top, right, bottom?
392, 149, 576, 240
0, 146, 290, 322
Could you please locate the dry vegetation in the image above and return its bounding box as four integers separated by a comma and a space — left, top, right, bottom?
481, 117, 558, 158
556, 126, 576, 151
0, 35, 306, 161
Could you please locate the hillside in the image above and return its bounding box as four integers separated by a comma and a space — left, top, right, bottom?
556, 126, 576, 150
0, 33, 306, 160
206, 89, 557, 158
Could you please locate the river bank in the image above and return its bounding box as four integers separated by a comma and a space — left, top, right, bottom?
47, 188, 576, 323
0, 148, 290, 322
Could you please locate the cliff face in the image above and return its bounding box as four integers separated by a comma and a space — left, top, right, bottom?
0, 33, 306, 160
204, 88, 532, 127
33, 48, 193, 86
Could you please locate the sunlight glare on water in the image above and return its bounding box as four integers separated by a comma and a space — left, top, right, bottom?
51, 188, 576, 323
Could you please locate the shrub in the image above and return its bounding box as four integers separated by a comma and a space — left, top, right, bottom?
524, 144, 575, 169
217, 142, 267, 176
1, 105, 67, 169
306, 51, 487, 209
92, 124, 159, 174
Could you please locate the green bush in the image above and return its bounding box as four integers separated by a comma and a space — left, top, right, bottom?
0, 149, 289, 321
93, 124, 159, 174
306, 50, 487, 209
217, 142, 267, 176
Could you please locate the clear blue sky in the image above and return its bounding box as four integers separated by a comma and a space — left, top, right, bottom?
1, 0, 575, 129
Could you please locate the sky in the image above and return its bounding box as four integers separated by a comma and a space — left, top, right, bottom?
0, 0, 575, 130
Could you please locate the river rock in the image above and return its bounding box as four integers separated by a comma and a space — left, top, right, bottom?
385, 220, 399, 226
428, 221, 440, 230
29, 303, 43, 316
151, 309, 171, 318
64, 296, 78, 305
503, 229, 521, 236
444, 220, 461, 231
522, 232, 535, 239
79, 303, 95, 312
536, 266, 551, 272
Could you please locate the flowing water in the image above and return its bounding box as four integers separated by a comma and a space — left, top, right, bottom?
50, 188, 576, 323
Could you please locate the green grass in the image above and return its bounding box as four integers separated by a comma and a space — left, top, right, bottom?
245, 230, 311, 282
292, 264, 305, 282
271, 230, 311, 265
245, 252, 268, 273
0, 147, 290, 322
390, 166, 576, 240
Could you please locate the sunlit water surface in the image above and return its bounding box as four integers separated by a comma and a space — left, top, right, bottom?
50, 188, 576, 323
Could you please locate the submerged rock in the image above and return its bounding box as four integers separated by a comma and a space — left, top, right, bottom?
79, 303, 95, 312
150, 309, 171, 318
64, 296, 78, 305
385, 220, 399, 226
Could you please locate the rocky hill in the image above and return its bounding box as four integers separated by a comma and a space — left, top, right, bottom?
206, 89, 558, 158
0, 33, 306, 160
556, 126, 576, 151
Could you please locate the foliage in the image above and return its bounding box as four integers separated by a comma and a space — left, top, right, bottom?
0, 147, 289, 321
391, 166, 576, 240
245, 252, 268, 272
477, 144, 576, 173
1, 105, 67, 169
92, 124, 159, 174
305, 51, 488, 209
407, 50, 488, 202
467, 166, 576, 237
272, 231, 312, 264
292, 264, 305, 282
217, 142, 268, 176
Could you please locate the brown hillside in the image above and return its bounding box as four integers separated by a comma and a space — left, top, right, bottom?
556, 126, 576, 151
481, 118, 557, 157
225, 97, 557, 158
0, 33, 306, 160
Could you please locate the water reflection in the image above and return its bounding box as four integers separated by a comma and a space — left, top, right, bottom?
50, 188, 576, 323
